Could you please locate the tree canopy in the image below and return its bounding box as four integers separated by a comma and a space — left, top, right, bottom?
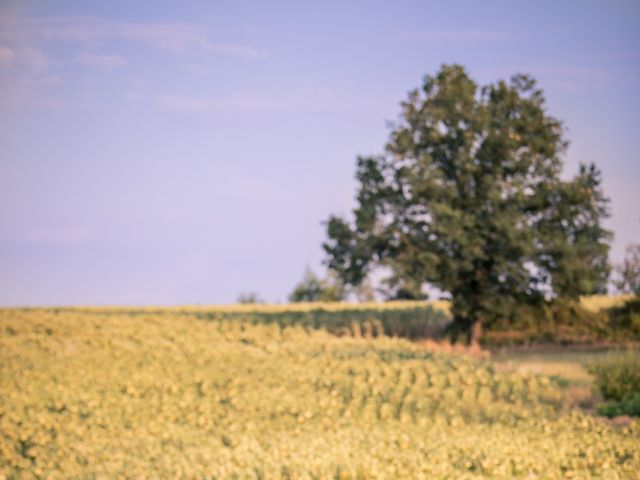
323, 64, 611, 343
289, 268, 345, 302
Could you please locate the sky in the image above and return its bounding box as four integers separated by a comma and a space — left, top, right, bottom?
0, 1, 639, 306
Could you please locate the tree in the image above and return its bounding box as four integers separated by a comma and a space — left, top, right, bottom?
289, 267, 345, 302
614, 244, 640, 296
323, 64, 611, 344
237, 292, 263, 304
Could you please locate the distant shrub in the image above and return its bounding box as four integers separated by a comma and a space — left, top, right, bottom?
288, 268, 345, 302
482, 298, 640, 346
608, 297, 640, 336
482, 299, 611, 346
237, 292, 263, 304
202, 305, 450, 340
588, 352, 640, 402
597, 392, 640, 418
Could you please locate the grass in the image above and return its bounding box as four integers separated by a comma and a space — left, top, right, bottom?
491, 348, 622, 382
492, 347, 640, 415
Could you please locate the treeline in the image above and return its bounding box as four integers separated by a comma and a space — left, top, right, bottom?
37, 294, 638, 346
481, 296, 639, 346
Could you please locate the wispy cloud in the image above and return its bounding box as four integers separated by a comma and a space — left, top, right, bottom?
74, 51, 126, 70
0, 46, 53, 77
0, 46, 14, 66
400, 29, 511, 42
0, 45, 59, 108
5, 16, 266, 58
0, 15, 265, 108
0, 75, 61, 108
20, 47, 50, 72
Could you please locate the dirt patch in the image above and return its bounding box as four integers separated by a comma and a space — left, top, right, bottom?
599, 415, 635, 428
418, 339, 491, 359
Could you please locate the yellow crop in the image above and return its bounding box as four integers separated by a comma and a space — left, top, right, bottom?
1, 308, 638, 479
579, 294, 632, 313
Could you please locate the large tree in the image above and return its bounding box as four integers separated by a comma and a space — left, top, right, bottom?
324, 65, 611, 344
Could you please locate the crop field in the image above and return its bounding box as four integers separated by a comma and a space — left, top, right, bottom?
1, 308, 639, 479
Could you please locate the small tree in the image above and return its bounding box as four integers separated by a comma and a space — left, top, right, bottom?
237, 292, 263, 304
324, 64, 611, 344
614, 244, 640, 296
289, 268, 345, 302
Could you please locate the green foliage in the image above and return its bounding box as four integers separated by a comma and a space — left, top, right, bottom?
588, 352, 640, 401
482, 299, 640, 345
614, 243, 640, 295
608, 297, 640, 336
203, 305, 449, 339
324, 64, 611, 343
288, 268, 345, 302
589, 352, 640, 418
597, 392, 640, 418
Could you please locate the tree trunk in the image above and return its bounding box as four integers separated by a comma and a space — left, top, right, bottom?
466, 317, 483, 346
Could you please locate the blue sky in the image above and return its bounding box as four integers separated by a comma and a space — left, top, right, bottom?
1, 1, 639, 305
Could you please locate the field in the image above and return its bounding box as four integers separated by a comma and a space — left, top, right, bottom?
492, 348, 629, 384
1, 307, 640, 479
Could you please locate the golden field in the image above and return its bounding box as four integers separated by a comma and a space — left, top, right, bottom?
1, 307, 639, 479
